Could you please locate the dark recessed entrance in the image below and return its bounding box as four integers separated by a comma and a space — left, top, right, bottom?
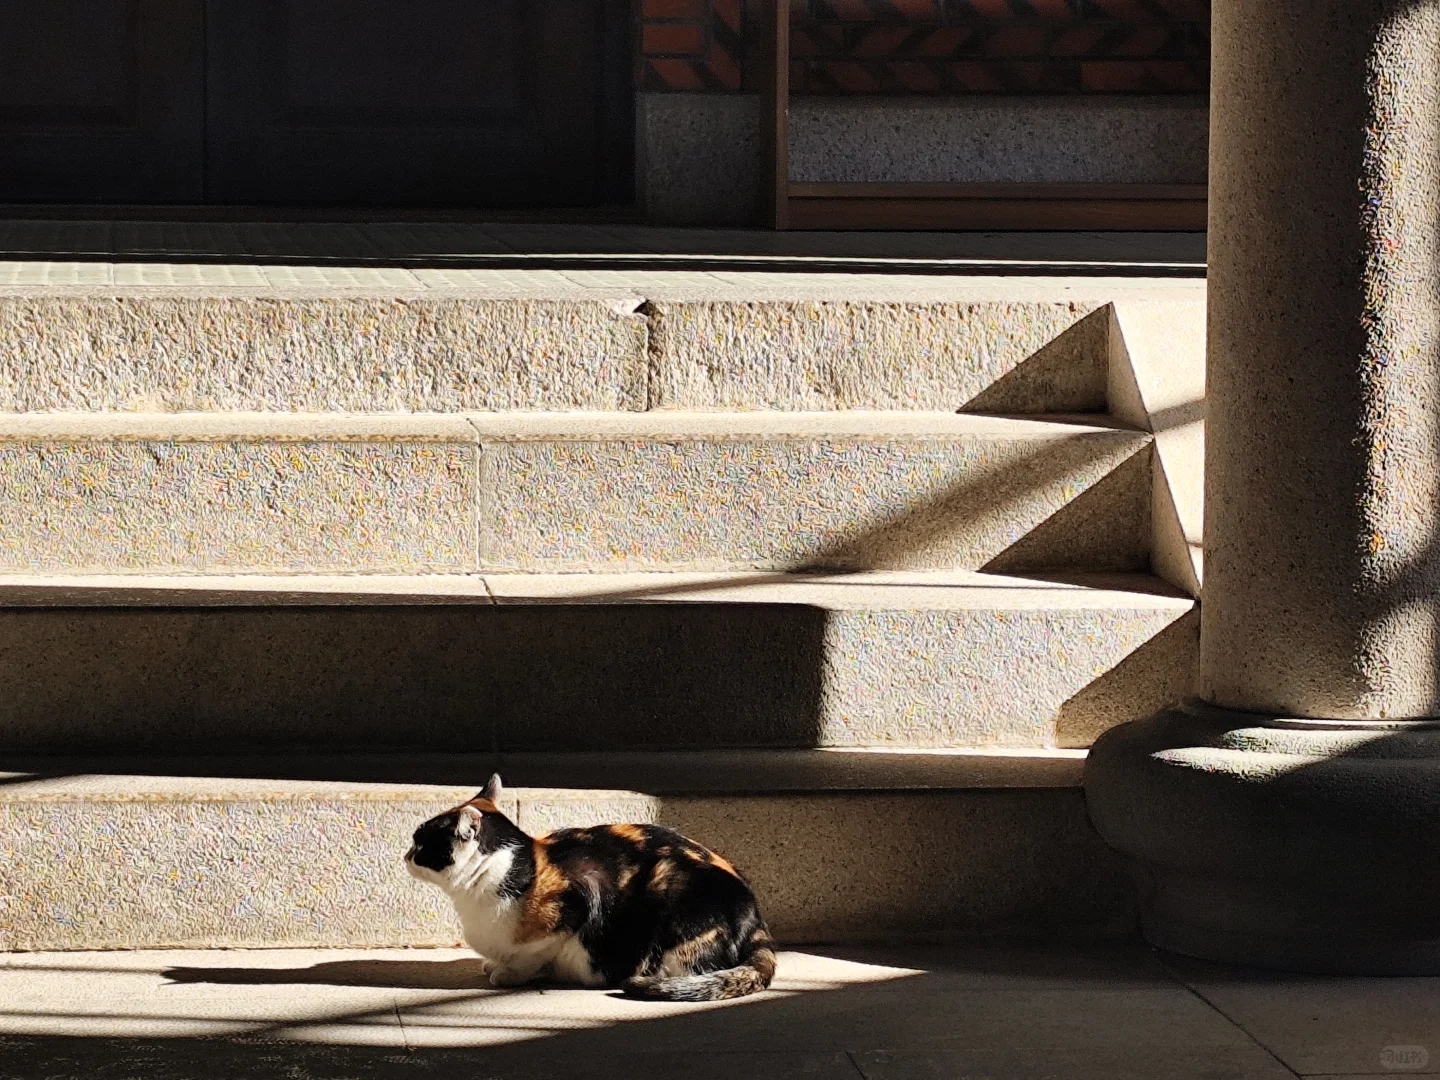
0, 0, 631, 207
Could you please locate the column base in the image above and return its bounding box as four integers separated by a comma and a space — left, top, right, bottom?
1084, 700, 1440, 975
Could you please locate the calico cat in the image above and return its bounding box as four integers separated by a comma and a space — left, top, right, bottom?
404, 774, 776, 1001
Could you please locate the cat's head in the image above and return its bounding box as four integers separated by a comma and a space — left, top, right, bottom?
404, 774, 524, 889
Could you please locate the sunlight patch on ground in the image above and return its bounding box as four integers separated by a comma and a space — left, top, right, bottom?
0, 948, 923, 1047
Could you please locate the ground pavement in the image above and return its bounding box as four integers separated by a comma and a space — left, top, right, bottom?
0, 944, 1436, 1079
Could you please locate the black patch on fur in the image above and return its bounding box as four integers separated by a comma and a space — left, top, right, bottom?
409, 801, 773, 1000
541, 824, 770, 991
496, 835, 537, 900
409, 804, 531, 876
409, 812, 460, 872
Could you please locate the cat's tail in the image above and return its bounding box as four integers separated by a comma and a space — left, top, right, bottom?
622, 926, 777, 1002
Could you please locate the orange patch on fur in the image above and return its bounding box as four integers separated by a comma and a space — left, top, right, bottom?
466, 798, 499, 815
649, 858, 688, 896
682, 840, 740, 878
516, 840, 567, 943
665, 926, 725, 970
707, 851, 740, 878
608, 824, 649, 845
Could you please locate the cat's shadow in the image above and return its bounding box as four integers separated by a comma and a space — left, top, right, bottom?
164, 958, 506, 991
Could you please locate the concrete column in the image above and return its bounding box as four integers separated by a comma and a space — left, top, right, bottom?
1206, 0, 1440, 717
1085, 1, 1440, 973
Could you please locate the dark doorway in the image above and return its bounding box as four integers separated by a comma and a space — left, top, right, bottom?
0, 0, 632, 208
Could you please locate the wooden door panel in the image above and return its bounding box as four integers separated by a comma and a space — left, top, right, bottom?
206, 0, 616, 206
0, 0, 204, 202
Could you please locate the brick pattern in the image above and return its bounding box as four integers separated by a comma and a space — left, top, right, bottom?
638, 0, 746, 91
638, 0, 1209, 94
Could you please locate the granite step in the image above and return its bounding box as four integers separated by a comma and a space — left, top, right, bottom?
0, 269, 1202, 413
0, 569, 1195, 754
0, 412, 1151, 575
0, 750, 1132, 950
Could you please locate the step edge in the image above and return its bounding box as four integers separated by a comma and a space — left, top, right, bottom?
0, 748, 1089, 800
0, 569, 1194, 610
0, 411, 1150, 441
0, 266, 1208, 303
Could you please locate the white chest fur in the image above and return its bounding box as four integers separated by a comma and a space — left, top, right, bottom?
444, 849, 604, 988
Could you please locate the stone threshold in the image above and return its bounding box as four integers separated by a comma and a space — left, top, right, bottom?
0, 261, 1207, 296
0, 220, 1207, 276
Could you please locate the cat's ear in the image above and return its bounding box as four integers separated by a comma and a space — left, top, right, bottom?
456, 810, 478, 841
477, 773, 503, 804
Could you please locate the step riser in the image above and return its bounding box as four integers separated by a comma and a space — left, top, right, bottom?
0, 435, 478, 575
0, 788, 1132, 950
0, 425, 1149, 574
480, 434, 1149, 573
0, 297, 649, 413
648, 300, 1108, 412
0, 296, 1105, 414
0, 604, 1195, 752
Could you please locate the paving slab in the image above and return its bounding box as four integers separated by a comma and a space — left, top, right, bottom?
25, 943, 1432, 1078
0, 944, 1353, 1080
1168, 955, 1440, 1077
852, 1047, 1295, 1079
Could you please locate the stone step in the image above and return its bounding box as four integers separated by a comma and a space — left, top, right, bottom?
0, 412, 1150, 575
0, 270, 1201, 413
0, 750, 1133, 950
0, 570, 1195, 754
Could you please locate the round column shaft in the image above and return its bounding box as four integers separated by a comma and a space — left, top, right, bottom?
1085, 0, 1440, 973
1205, 0, 1440, 718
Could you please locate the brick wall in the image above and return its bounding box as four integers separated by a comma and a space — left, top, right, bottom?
638, 0, 1209, 93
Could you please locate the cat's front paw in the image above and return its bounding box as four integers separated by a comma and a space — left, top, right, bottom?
485, 963, 533, 988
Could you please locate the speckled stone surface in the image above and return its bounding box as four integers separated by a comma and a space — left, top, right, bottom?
0, 793, 465, 950
0, 783, 653, 951
788, 97, 1210, 186
636, 94, 761, 227
0, 434, 477, 573
0, 571, 1192, 752
0, 285, 1192, 414
477, 415, 1151, 572
0, 297, 648, 412
1107, 299, 1206, 598
1055, 607, 1199, 748
666, 791, 1133, 942
635, 92, 1208, 225
647, 300, 1107, 411
480, 592, 1189, 749
1200, 0, 1440, 718
0, 412, 1147, 575
0, 779, 1128, 949
1086, 1, 1440, 976
810, 603, 1189, 748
